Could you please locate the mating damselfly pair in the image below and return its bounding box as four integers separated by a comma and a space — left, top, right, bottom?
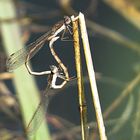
6, 16, 78, 134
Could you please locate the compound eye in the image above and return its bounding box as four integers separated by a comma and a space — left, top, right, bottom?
50, 65, 58, 73
50, 65, 55, 70
64, 16, 71, 25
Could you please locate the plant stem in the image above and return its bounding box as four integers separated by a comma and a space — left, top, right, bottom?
79, 12, 107, 140
71, 16, 88, 140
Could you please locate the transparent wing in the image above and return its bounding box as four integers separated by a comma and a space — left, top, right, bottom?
26, 87, 51, 135
6, 18, 68, 72
6, 31, 52, 72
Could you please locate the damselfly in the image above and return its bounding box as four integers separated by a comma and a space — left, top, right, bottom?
6, 16, 77, 134
26, 65, 69, 134
25, 29, 71, 85
26, 37, 73, 134
6, 16, 72, 72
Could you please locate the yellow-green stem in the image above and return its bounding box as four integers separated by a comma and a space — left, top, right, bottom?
72, 16, 88, 140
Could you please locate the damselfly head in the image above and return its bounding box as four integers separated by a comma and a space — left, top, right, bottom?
64, 16, 71, 25
50, 65, 59, 73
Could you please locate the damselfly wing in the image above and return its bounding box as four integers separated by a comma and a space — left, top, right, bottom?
6, 16, 72, 72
